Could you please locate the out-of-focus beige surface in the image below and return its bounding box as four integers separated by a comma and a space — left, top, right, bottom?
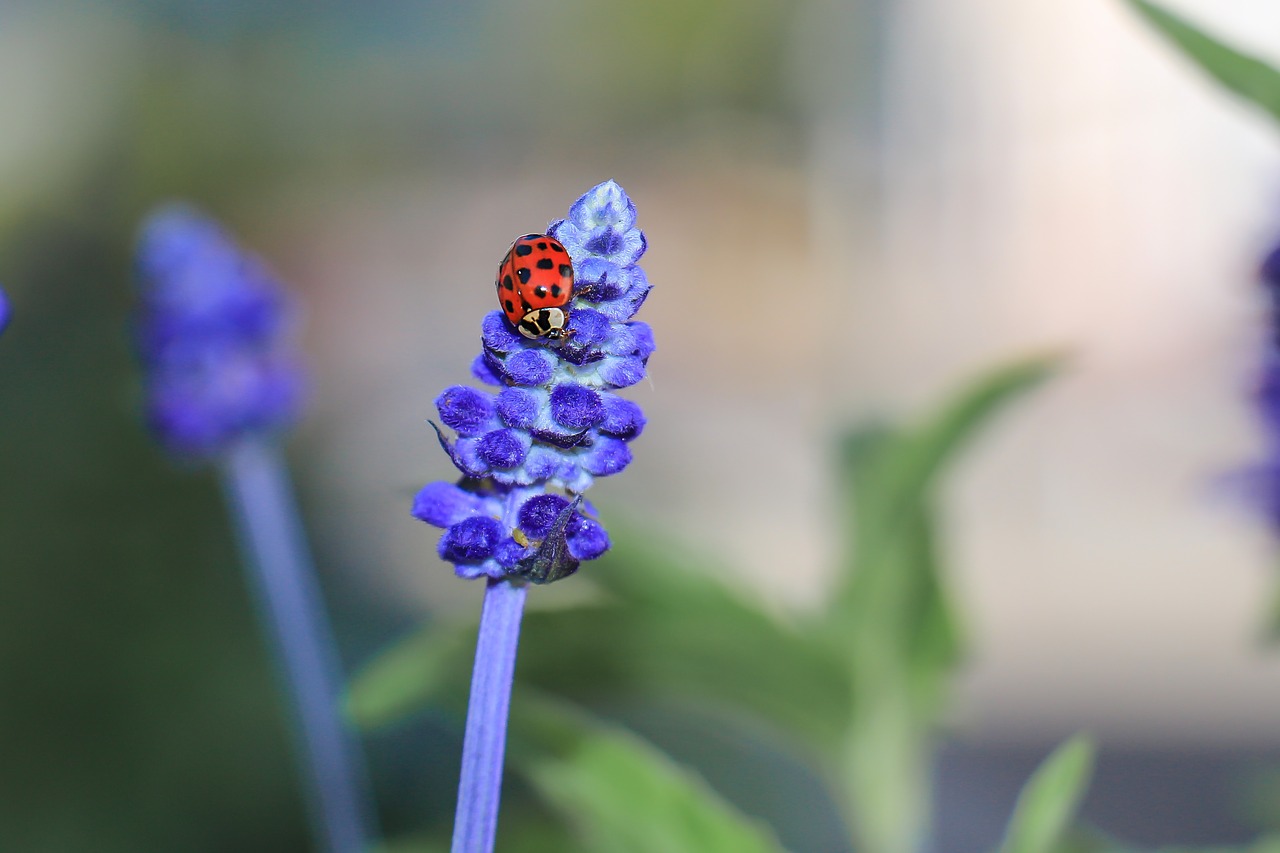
281, 0, 1280, 745
860, 0, 1280, 744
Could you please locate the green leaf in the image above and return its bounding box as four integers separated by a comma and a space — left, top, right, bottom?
517, 522, 852, 750
838, 499, 946, 853
347, 357, 1059, 853
1046, 826, 1134, 853
512, 695, 786, 853
1001, 735, 1096, 853
348, 628, 787, 851
1125, 0, 1280, 126
347, 525, 853, 751
1249, 839, 1280, 853
840, 353, 1058, 575
345, 617, 474, 729
833, 354, 1061, 692
835, 354, 1059, 614
829, 355, 1060, 853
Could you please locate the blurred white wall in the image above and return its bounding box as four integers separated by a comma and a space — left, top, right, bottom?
807, 0, 1280, 744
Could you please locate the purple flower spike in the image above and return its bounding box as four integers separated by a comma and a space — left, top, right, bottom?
1242, 235, 1280, 540
0, 285, 11, 336
414, 180, 652, 583
412, 481, 487, 527
420, 185, 652, 853
134, 204, 304, 459
1262, 243, 1280, 293
134, 209, 375, 853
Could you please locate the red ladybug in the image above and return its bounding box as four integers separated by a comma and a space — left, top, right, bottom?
496, 234, 574, 340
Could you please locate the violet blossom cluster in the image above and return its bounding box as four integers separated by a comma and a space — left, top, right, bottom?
412, 180, 652, 583
134, 205, 305, 459
1251, 243, 1280, 527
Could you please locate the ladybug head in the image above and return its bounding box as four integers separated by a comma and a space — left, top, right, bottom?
518, 307, 569, 341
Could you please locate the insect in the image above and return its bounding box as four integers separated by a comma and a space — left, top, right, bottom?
495, 233, 574, 340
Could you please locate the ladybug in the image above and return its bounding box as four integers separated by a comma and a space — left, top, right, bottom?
496, 233, 574, 340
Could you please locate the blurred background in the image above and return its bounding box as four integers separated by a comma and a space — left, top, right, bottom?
3, 0, 1280, 849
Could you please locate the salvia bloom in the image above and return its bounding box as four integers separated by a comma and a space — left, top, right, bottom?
134, 205, 305, 458
412, 180, 653, 583
1248, 242, 1280, 527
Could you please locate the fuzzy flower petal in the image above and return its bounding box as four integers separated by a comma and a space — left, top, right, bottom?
412, 482, 489, 528
437, 386, 498, 437
441, 516, 501, 558
567, 517, 611, 561
518, 494, 572, 539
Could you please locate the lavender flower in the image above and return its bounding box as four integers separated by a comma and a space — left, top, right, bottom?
133, 207, 374, 853
416, 181, 652, 853
1250, 243, 1280, 528
413, 180, 652, 584
0, 285, 10, 335
135, 205, 304, 459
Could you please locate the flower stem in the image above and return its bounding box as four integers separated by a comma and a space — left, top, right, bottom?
451, 578, 528, 853
220, 437, 376, 853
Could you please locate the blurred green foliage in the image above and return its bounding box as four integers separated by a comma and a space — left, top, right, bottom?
351, 342, 1280, 853
830, 356, 1060, 853
350, 355, 1062, 852
1125, 1, 1280, 127
999, 736, 1096, 853
0, 214, 310, 851
513, 695, 784, 853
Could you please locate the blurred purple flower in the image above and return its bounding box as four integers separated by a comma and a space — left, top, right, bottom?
133, 208, 373, 851
0, 285, 10, 335
134, 205, 304, 458
1230, 243, 1280, 531
413, 180, 652, 584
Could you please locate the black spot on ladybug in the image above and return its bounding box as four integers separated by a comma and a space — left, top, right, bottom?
517, 267, 531, 283
550, 284, 562, 297
534, 285, 548, 298
521, 299, 532, 313
536, 258, 554, 270
515, 244, 533, 257
520, 234, 541, 242
559, 264, 572, 277
503, 275, 514, 290
537, 241, 547, 249
504, 299, 514, 313
550, 243, 565, 253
